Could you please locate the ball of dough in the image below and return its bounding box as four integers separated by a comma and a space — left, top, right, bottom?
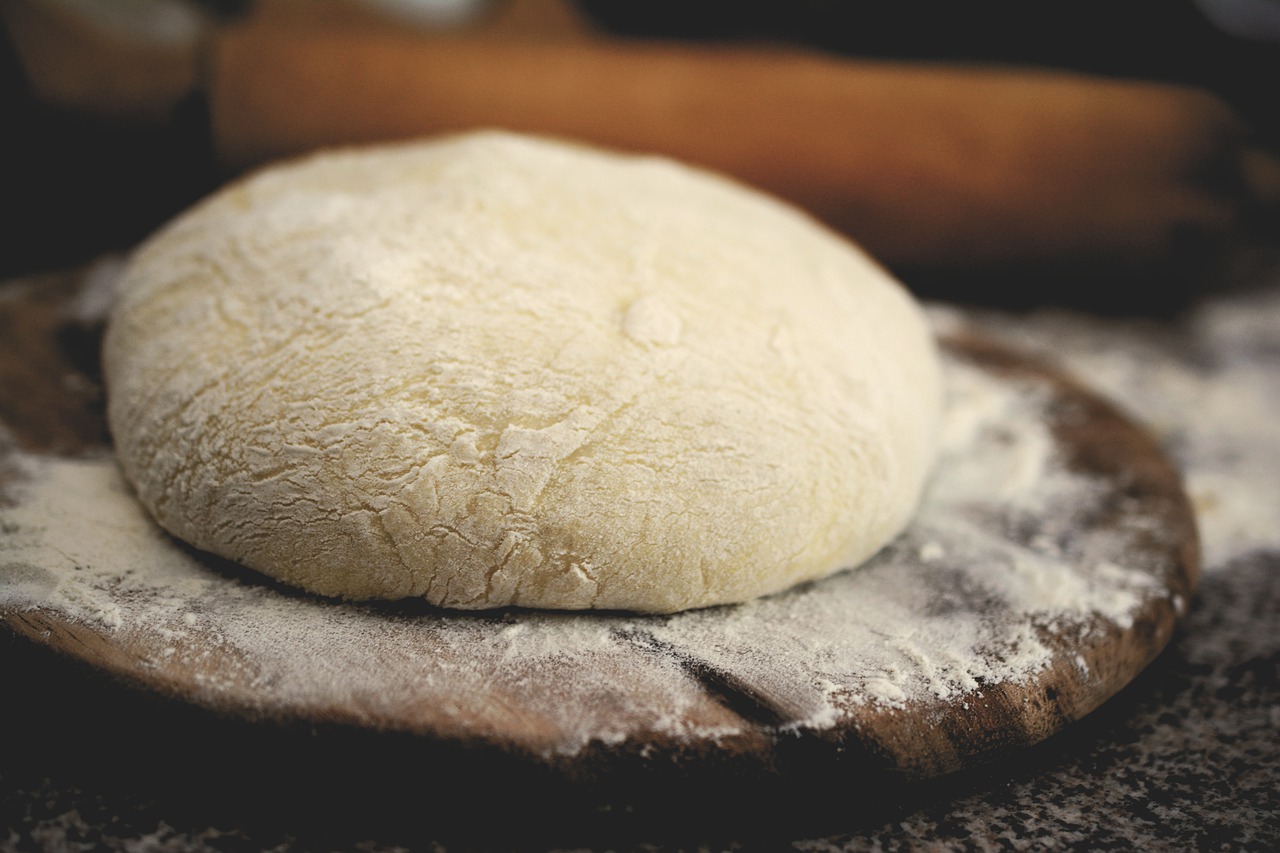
104, 131, 941, 613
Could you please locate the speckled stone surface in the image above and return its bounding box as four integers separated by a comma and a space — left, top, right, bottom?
3, 275, 1279, 851
799, 552, 1280, 852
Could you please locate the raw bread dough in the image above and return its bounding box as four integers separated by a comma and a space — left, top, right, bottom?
104, 131, 941, 613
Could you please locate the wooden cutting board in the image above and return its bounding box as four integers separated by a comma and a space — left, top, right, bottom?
0, 265, 1199, 790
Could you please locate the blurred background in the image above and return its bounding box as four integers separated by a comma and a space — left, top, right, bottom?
2, 0, 1278, 309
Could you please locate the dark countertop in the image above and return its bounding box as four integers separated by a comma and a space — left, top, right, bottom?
3, 272, 1278, 851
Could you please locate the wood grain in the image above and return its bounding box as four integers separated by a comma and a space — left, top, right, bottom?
0, 269, 1199, 787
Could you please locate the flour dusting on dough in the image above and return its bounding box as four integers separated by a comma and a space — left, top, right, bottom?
103, 132, 941, 613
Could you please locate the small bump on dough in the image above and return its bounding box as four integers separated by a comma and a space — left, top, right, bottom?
622, 296, 683, 347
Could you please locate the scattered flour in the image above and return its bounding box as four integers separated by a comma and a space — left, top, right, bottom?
939, 283, 1280, 570
0, 347, 1172, 753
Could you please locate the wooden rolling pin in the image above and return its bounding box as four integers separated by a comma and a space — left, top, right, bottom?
6, 0, 1278, 276
208, 23, 1278, 275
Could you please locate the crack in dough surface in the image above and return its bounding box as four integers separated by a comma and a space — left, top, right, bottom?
104, 131, 942, 612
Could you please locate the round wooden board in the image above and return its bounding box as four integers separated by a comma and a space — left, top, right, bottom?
0, 267, 1199, 790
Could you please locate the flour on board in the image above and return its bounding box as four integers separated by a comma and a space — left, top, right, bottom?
0, 348, 1168, 754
